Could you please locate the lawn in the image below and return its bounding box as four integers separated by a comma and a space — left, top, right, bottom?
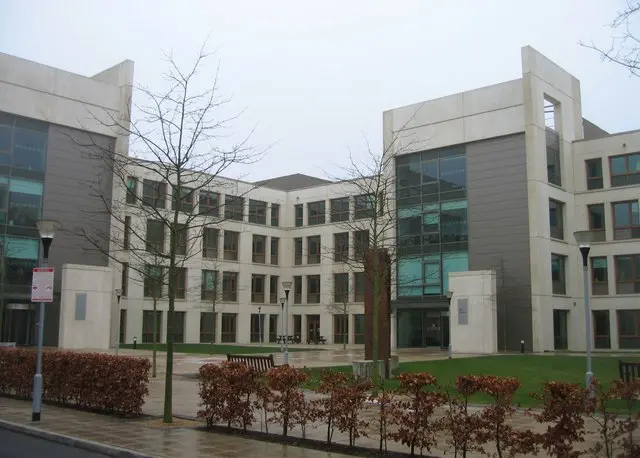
120, 343, 313, 355
305, 355, 640, 407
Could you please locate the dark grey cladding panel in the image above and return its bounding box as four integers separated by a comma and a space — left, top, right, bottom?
466, 133, 532, 351
42, 125, 114, 276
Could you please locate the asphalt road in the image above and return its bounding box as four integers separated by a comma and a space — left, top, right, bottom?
0, 429, 114, 458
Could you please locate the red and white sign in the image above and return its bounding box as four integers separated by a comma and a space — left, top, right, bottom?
31, 267, 55, 303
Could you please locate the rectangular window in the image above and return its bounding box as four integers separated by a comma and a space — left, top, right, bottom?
252, 234, 266, 263
175, 267, 187, 299
334, 232, 349, 262
269, 275, 279, 304
613, 200, 640, 240
588, 204, 606, 242
354, 272, 365, 302
294, 204, 303, 227
223, 230, 239, 261
126, 177, 137, 204
142, 179, 166, 209
546, 128, 562, 187
172, 187, 194, 213
8, 178, 43, 228
200, 312, 216, 343
591, 257, 608, 295
617, 310, 640, 349
201, 269, 218, 301
293, 276, 302, 304
224, 195, 244, 221
270, 237, 279, 265
615, 254, 640, 294
353, 314, 365, 344
551, 254, 567, 295
121, 263, 128, 297
610, 153, 640, 187
593, 310, 611, 349
175, 223, 187, 256
248, 199, 267, 224
549, 199, 565, 240
294, 314, 302, 336
221, 313, 237, 343
12, 124, 47, 171
199, 191, 220, 216
308, 201, 325, 225
123, 216, 131, 249
251, 274, 265, 303
144, 265, 164, 298
250, 314, 264, 343
146, 220, 165, 254
269, 315, 278, 342
142, 310, 162, 343
307, 235, 321, 264
333, 315, 349, 344
585, 158, 603, 190
271, 203, 280, 226
119, 310, 126, 344
354, 230, 370, 259
334, 273, 349, 303
355, 194, 375, 219
307, 275, 321, 303
294, 237, 303, 265
171, 311, 186, 343
330, 197, 350, 222
202, 228, 218, 259
222, 271, 238, 301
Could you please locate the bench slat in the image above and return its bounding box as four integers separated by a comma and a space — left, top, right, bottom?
227, 353, 275, 374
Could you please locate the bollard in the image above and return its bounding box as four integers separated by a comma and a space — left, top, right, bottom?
133, 336, 137, 350
520, 340, 525, 354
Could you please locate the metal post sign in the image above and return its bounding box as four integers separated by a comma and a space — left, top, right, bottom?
31, 267, 55, 303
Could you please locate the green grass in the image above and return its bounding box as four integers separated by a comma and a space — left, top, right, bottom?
304, 355, 640, 407
120, 343, 313, 355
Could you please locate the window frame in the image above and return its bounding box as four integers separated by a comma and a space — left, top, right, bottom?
354, 230, 370, 259
270, 203, 280, 227
126, 176, 137, 204
224, 195, 244, 221
251, 274, 266, 303
333, 314, 349, 344
307, 235, 321, 264
617, 310, 640, 349
202, 228, 218, 259
307, 275, 321, 304
294, 237, 303, 266
252, 234, 266, 264
175, 267, 187, 299
610, 153, 640, 187
330, 197, 350, 222
591, 256, 609, 296
354, 272, 365, 302
199, 312, 216, 343
593, 310, 611, 349
201, 269, 218, 301
222, 271, 238, 302
587, 203, 606, 242
612, 200, 640, 240
223, 230, 239, 261
294, 204, 303, 227
354, 194, 375, 219
585, 158, 603, 190
199, 191, 220, 216
549, 199, 565, 240
144, 265, 164, 298
551, 253, 567, 295
334, 232, 349, 262
145, 219, 165, 254
172, 186, 194, 213
614, 254, 640, 294
174, 223, 187, 256
221, 313, 237, 343
307, 201, 326, 225
293, 276, 302, 304
333, 273, 349, 303
270, 237, 279, 265
248, 199, 267, 225
142, 179, 166, 209
123, 215, 131, 250
546, 128, 562, 187
269, 275, 279, 304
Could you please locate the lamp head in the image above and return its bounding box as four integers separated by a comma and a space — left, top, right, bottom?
115, 288, 122, 298
573, 230, 594, 249
36, 220, 61, 240
282, 281, 292, 293
445, 290, 453, 299
280, 297, 285, 307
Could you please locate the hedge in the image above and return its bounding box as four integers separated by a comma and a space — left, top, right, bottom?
0, 348, 151, 416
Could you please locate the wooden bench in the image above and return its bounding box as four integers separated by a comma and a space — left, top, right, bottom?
227, 354, 276, 374
619, 360, 640, 383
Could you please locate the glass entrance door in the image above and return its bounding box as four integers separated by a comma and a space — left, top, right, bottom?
2, 305, 36, 345
553, 309, 569, 350
307, 314, 320, 343
397, 308, 449, 349
423, 314, 442, 347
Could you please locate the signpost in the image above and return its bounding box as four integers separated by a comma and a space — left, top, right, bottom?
31, 268, 54, 303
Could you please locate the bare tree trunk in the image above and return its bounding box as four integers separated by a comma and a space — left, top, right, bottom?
343, 304, 348, 351
152, 297, 158, 378
372, 254, 380, 382
211, 301, 216, 353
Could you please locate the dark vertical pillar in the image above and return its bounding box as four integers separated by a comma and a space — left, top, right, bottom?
363, 248, 391, 369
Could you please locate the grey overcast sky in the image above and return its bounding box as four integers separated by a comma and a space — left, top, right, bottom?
0, 0, 636, 181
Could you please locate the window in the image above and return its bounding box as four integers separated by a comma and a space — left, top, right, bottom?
330, 197, 350, 222
12, 125, 47, 171
354, 230, 370, 259
119, 310, 126, 344
175, 267, 187, 299
3, 237, 38, 288
355, 194, 375, 219
307, 275, 320, 303
202, 228, 218, 259
307, 235, 321, 264
333, 315, 349, 344
549, 199, 564, 240
142, 310, 162, 343
171, 311, 186, 343
294, 204, 303, 227
613, 200, 640, 240
199, 191, 219, 216
294, 314, 302, 336
146, 220, 165, 254
334, 232, 349, 262
0, 179, 8, 224
172, 187, 194, 213
201, 270, 218, 301
585, 159, 603, 190
546, 129, 562, 187
144, 265, 164, 298
223, 230, 239, 261
294, 237, 303, 265
252, 235, 266, 263
591, 257, 608, 296
251, 274, 265, 303
250, 314, 264, 343
126, 177, 137, 204
142, 179, 166, 209
121, 263, 129, 297
617, 310, 640, 349
334, 273, 349, 303
615, 255, 640, 294
221, 313, 237, 343
269, 275, 279, 304
587, 204, 606, 242
293, 276, 302, 304
610, 153, 640, 187
124, 216, 131, 249
593, 310, 611, 349
551, 254, 567, 295
222, 271, 238, 301
248, 199, 267, 224
224, 195, 244, 221
308, 201, 325, 225
353, 314, 365, 344
8, 178, 43, 228
354, 272, 365, 302
200, 312, 216, 343
271, 203, 280, 226
175, 223, 187, 256
270, 237, 279, 265
269, 315, 278, 342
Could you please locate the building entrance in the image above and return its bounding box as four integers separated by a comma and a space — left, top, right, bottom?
1, 303, 36, 345
397, 308, 450, 349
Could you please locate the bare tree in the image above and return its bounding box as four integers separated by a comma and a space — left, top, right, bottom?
192, 262, 225, 352
75, 45, 263, 423
581, 1, 640, 76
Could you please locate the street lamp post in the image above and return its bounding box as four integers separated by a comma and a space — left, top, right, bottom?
282, 281, 292, 365
279, 297, 285, 353
258, 306, 262, 345
446, 291, 453, 359
114, 288, 122, 355
32, 220, 60, 422
574, 230, 595, 391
